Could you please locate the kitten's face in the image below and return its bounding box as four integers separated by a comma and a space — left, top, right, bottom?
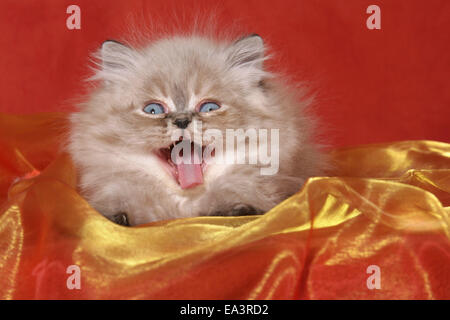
79, 35, 276, 190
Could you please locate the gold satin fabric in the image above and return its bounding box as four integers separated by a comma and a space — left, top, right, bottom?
0, 113, 449, 299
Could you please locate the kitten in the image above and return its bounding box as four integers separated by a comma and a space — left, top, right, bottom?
68, 33, 326, 226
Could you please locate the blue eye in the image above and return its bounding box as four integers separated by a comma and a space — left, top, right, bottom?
199, 102, 220, 113
143, 103, 165, 115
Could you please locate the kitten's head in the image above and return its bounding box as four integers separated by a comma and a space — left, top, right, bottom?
73, 35, 281, 186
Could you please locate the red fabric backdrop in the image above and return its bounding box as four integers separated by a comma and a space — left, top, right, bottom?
0, 0, 448, 147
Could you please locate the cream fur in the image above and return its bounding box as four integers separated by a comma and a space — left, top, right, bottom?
68, 33, 326, 225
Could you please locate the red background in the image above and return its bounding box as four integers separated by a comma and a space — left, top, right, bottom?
0, 0, 448, 147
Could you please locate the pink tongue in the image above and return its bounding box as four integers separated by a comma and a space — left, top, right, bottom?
175, 149, 203, 189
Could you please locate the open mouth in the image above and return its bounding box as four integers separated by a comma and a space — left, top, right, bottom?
154, 138, 210, 189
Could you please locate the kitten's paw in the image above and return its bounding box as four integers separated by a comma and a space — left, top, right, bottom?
230, 204, 263, 216
111, 212, 130, 226
212, 204, 263, 216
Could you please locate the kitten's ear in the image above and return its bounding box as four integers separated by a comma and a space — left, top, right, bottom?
227, 34, 265, 70
95, 40, 139, 83
101, 40, 134, 71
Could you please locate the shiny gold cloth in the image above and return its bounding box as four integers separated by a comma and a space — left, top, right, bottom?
0, 113, 449, 299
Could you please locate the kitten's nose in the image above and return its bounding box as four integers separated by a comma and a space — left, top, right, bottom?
173, 118, 191, 129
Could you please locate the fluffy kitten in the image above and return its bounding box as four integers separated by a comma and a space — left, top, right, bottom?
68, 33, 326, 226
